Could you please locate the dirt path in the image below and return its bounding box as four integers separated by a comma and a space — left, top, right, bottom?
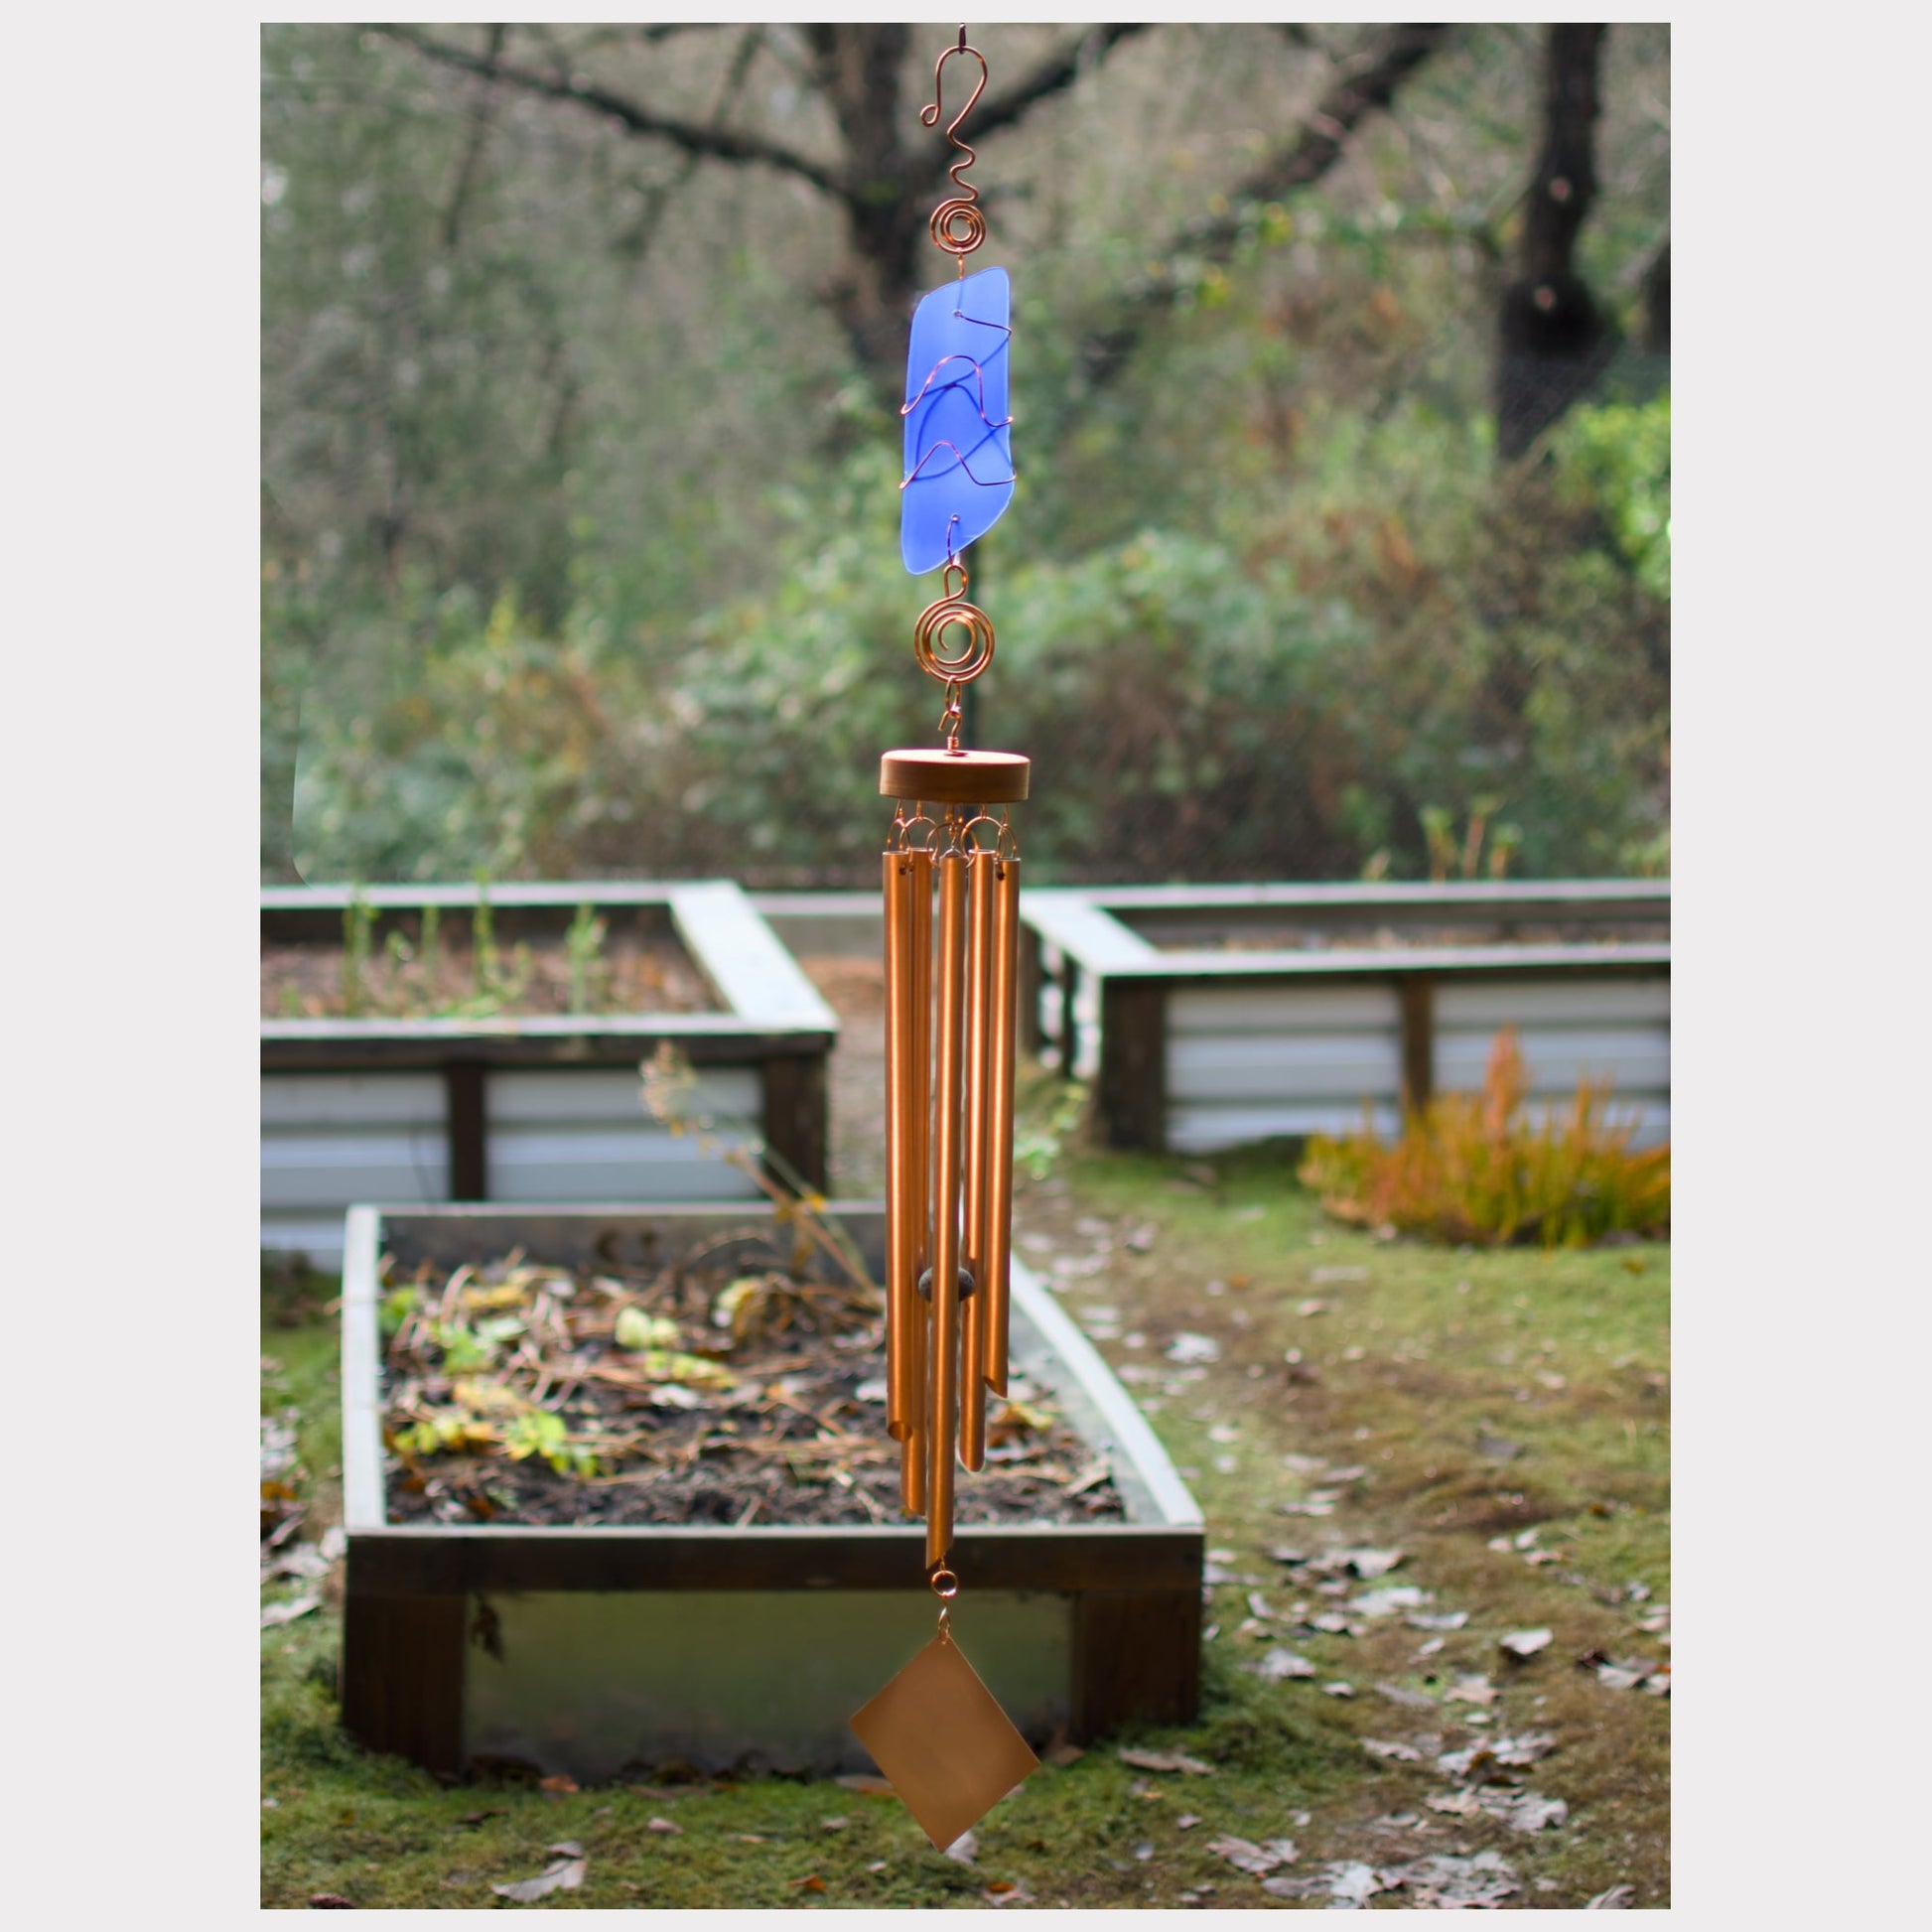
999, 1158, 1670, 1908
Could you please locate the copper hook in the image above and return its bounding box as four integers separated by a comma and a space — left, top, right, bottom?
921, 28, 991, 264
921, 31, 990, 161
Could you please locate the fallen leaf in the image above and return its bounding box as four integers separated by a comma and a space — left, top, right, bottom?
538, 1775, 579, 1794
982, 1880, 1035, 1906
1339, 1548, 1406, 1579
261, 1593, 321, 1629
1117, 1746, 1215, 1775
1066, 1459, 1112, 1497
646, 1817, 682, 1834
491, 1848, 587, 1902
1251, 1647, 1316, 1682
1296, 1299, 1330, 1317
1448, 1674, 1498, 1707
1499, 1627, 1553, 1659
1260, 1874, 1325, 1899
834, 1773, 895, 1794
1362, 1738, 1422, 1761
1594, 1663, 1648, 1691
1328, 1861, 1386, 1904
1351, 1586, 1428, 1618
944, 1831, 978, 1864
1587, 1882, 1636, 1908
1322, 1682, 1355, 1698
820, 1816, 849, 1832
1381, 1851, 1519, 1908
1439, 1731, 1557, 1778
1495, 1791, 1568, 1833
1166, 1332, 1220, 1364
1407, 1609, 1468, 1632
1176, 1814, 1201, 1830
788, 1874, 826, 1892
1206, 1834, 1299, 1875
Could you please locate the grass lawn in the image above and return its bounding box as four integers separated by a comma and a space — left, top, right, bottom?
261, 1096, 1668, 1909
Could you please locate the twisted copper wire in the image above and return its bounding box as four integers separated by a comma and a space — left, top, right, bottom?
921, 31, 990, 261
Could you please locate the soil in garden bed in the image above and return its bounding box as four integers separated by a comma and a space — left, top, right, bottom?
1127, 917, 1670, 956
379, 1240, 1124, 1531
263, 927, 715, 1020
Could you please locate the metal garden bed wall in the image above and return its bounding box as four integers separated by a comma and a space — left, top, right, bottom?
261, 883, 837, 1264
340, 1203, 1203, 1781
1018, 882, 1670, 1154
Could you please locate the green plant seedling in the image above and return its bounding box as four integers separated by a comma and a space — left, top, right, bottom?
341, 885, 374, 1016
565, 900, 608, 1013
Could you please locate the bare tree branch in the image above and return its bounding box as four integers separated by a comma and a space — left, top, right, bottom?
375, 24, 850, 205
439, 23, 506, 253
1082, 23, 1453, 382
617, 26, 763, 276
965, 24, 1152, 144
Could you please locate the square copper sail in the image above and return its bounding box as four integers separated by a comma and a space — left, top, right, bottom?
848, 1630, 1039, 1852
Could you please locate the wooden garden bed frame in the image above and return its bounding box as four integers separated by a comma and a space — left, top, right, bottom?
261, 883, 837, 1258
339, 1203, 1203, 1780
1018, 881, 1671, 1153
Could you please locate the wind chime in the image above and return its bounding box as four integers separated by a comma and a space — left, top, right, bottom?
847, 26, 1039, 1852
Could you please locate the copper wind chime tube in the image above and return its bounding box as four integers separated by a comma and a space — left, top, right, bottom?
882, 803, 1024, 1569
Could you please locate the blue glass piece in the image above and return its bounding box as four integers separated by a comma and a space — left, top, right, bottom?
900, 266, 1014, 575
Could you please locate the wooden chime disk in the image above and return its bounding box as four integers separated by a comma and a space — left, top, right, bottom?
848, 1627, 1039, 1852
880, 747, 1031, 803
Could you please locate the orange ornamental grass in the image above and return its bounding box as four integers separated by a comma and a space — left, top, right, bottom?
1298, 1029, 1669, 1249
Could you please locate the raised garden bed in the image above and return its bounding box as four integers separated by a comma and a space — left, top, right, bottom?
261, 883, 837, 1263
1019, 882, 1670, 1155
340, 1203, 1203, 1782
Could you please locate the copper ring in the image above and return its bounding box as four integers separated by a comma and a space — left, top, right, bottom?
930, 197, 986, 257
913, 594, 996, 685
929, 1565, 961, 1600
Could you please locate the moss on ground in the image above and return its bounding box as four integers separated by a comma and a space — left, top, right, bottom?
261, 1127, 1668, 1908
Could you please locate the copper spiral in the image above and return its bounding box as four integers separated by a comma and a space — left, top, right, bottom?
913, 587, 996, 687
929, 197, 987, 258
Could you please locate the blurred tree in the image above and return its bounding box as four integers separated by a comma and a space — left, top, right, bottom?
264, 22, 1670, 887
378, 23, 1155, 392
1495, 25, 1614, 456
